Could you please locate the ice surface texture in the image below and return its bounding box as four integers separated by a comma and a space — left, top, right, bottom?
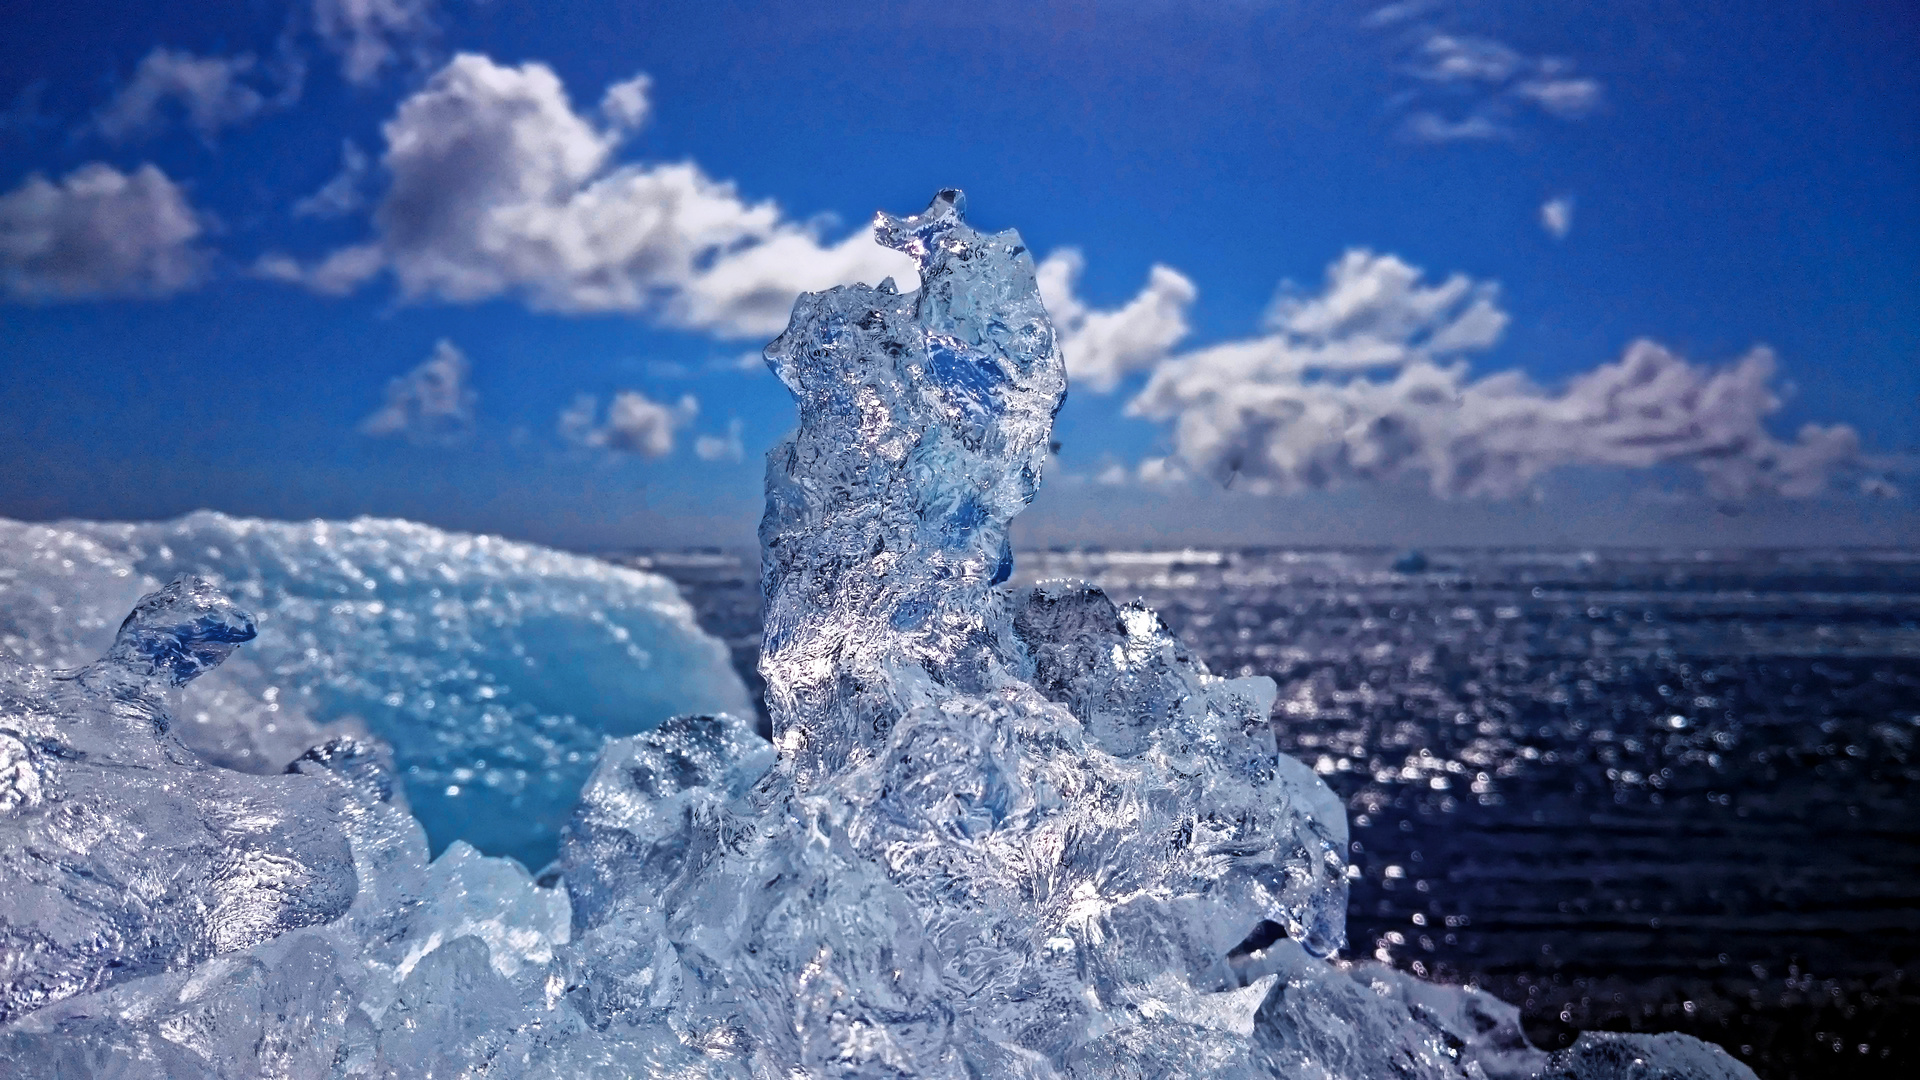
0, 577, 355, 1024
551, 191, 1355, 1072
0, 513, 753, 866
0, 191, 1756, 1079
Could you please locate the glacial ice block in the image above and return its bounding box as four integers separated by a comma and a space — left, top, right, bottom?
0, 514, 753, 867
0, 577, 355, 1024
550, 189, 1362, 1073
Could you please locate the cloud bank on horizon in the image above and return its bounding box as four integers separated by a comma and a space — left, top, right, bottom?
0, 0, 1907, 522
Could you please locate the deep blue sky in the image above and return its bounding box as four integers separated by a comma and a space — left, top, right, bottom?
2, 0, 1915, 548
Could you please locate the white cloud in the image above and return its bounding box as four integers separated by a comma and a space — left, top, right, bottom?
1513, 76, 1602, 119
93, 48, 298, 142
599, 74, 652, 133
1413, 34, 1523, 84
1036, 248, 1197, 393
1126, 251, 1859, 500
1403, 110, 1509, 143
0, 163, 206, 300
360, 338, 476, 444
265, 54, 917, 338
712, 349, 769, 374
1541, 196, 1574, 239
313, 0, 436, 86
253, 242, 384, 294
1384, 25, 1603, 142
1266, 249, 1507, 354
1363, 1, 1437, 29
560, 390, 698, 458
694, 417, 745, 462
293, 139, 370, 219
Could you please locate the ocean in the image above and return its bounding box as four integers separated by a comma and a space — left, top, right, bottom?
623, 546, 1920, 1080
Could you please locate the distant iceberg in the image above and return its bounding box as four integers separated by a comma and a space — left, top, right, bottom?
0, 192, 1752, 1078
0, 512, 753, 867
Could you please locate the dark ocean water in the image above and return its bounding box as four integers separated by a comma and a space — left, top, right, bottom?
621, 547, 1920, 1080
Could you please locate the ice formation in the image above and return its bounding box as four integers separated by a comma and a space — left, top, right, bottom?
0, 514, 753, 866
0, 191, 1756, 1078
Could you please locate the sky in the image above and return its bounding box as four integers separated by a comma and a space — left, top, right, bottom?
2, 0, 1915, 550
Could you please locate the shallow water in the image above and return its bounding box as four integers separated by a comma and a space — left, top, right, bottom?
625, 546, 1920, 1080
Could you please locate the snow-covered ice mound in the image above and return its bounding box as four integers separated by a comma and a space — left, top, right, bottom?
0, 191, 1754, 1078
0, 513, 753, 866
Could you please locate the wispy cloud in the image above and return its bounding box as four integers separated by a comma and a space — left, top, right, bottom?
293, 139, 369, 219
1861, 476, 1901, 499
1400, 111, 1508, 143
559, 390, 699, 458
93, 48, 301, 143
0, 163, 207, 300
1373, 17, 1604, 142
260, 54, 917, 338
1362, 1, 1438, 30
1540, 196, 1574, 238
360, 338, 476, 445
694, 417, 746, 462
312, 0, 438, 86
1512, 69, 1602, 120
1412, 34, 1523, 84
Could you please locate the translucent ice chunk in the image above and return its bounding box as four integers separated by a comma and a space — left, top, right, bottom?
0, 577, 355, 1024
0, 514, 753, 867
536, 190, 1362, 1073
97, 574, 259, 686
1538, 1032, 1759, 1080
1, 648, 579, 1075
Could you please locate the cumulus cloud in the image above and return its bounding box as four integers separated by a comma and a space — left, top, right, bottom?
293, 139, 370, 219
599, 74, 652, 133
559, 390, 699, 458
1036, 249, 1197, 393
1541, 196, 1574, 238
93, 48, 299, 142
1379, 23, 1603, 142
1267, 249, 1508, 355
313, 0, 436, 85
694, 417, 745, 462
1126, 251, 1859, 500
0, 162, 206, 300
264, 54, 917, 338
360, 338, 476, 444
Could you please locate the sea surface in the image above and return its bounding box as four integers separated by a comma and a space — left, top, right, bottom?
621, 546, 1920, 1080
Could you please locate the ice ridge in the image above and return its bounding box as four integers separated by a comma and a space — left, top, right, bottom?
0, 191, 1757, 1079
